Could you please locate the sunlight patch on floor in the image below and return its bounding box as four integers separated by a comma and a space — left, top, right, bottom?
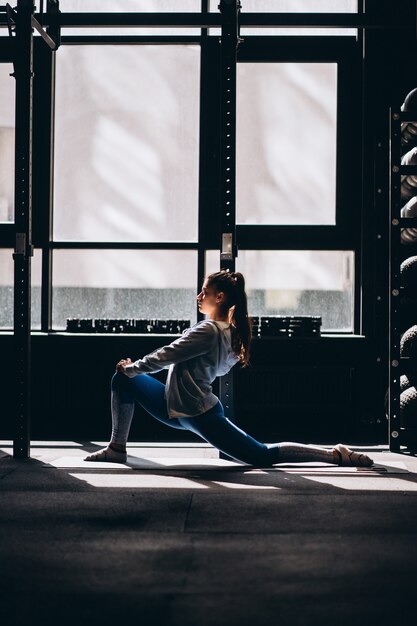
300, 475, 417, 491
69, 473, 211, 489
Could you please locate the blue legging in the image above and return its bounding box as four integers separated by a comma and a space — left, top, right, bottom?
110, 372, 337, 467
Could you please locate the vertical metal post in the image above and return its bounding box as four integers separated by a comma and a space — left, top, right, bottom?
12, 0, 35, 459
218, 0, 241, 426
219, 0, 239, 272
388, 108, 401, 452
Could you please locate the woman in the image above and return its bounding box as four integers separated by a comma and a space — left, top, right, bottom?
85, 270, 374, 468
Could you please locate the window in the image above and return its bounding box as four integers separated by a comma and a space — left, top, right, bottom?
236, 62, 337, 225
54, 46, 199, 242
0, 64, 14, 223
52, 249, 198, 329
0, 5, 360, 336
54, 45, 200, 242
206, 249, 354, 331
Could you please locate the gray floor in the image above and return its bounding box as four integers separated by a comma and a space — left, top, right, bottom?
1, 440, 417, 626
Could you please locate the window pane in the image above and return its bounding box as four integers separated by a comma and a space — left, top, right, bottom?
58, 0, 201, 36
0, 249, 42, 329
54, 45, 200, 242
0, 65, 14, 222
209, 0, 357, 36
52, 250, 198, 329
206, 249, 354, 331
205, 250, 220, 278
236, 63, 337, 225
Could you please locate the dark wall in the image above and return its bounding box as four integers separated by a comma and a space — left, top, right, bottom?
0, 333, 387, 445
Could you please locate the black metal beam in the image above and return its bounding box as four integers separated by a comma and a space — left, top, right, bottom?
0, 12, 410, 29
0, 224, 15, 246
236, 226, 357, 250
12, 0, 34, 459
239, 12, 406, 29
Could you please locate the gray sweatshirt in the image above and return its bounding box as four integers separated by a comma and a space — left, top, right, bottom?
123, 319, 240, 418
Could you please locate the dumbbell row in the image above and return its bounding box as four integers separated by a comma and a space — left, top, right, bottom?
66, 319, 191, 334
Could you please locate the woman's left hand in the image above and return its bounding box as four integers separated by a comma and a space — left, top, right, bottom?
116, 357, 132, 373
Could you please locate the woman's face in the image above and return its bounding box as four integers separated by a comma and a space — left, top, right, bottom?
196, 280, 223, 316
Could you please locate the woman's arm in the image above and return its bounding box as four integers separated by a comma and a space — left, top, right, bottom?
120, 322, 217, 377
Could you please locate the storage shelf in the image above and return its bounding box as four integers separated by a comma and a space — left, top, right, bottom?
389, 108, 417, 452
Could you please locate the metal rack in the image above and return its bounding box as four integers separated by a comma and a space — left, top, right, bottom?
8, 0, 59, 458
217, 0, 241, 427
6, 1, 413, 457
388, 108, 417, 452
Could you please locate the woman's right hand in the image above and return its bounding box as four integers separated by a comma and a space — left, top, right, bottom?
116, 357, 132, 373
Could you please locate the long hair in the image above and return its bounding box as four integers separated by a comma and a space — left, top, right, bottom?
206, 269, 252, 367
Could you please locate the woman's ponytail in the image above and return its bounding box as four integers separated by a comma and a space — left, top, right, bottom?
229, 272, 252, 367
206, 270, 252, 367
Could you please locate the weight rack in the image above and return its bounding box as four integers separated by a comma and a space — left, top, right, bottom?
388, 108, 417, 452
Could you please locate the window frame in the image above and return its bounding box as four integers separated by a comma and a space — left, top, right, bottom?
0, 9, 364, 335
200, 35, 362, 333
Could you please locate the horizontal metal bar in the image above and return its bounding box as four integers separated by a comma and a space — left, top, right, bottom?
0, 12, 213, 28
0, 35, 15, 55
51, 34, 359, 48
240, 13, 405, 29
398, 112, 417, 122
0, 12, 409, 30
0, 223, 15, 246
399, 216, 417, 226
237, 36, 357, 58
399, 165, 417, 174
0, 330, 364, 339
237, 225, 357, 249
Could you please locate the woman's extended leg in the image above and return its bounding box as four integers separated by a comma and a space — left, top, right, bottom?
179, 403, 373, 467
84, 372, 186, 462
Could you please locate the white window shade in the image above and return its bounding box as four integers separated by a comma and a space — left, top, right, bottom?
54, 45, 200, 242
236, 63, 337, 226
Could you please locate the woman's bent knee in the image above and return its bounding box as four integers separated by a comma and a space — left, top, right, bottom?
111, 371, 128, 390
